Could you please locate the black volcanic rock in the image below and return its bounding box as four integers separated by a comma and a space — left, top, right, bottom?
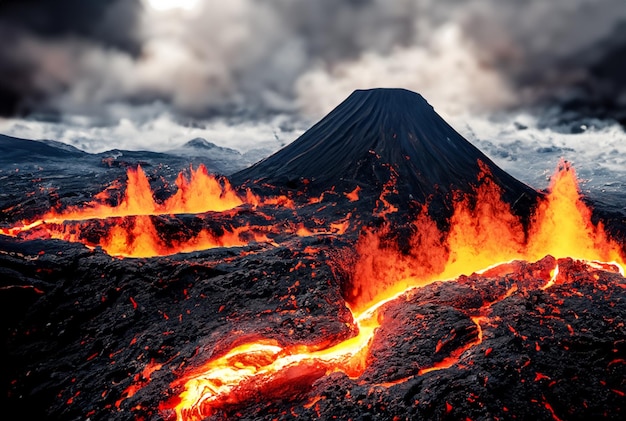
233, 88, 538, 218
2, 89, 626, 421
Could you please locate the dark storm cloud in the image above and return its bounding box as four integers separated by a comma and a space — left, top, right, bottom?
0, 0, 625, 120
0, 0, 142, 115
0, 0, 140, 48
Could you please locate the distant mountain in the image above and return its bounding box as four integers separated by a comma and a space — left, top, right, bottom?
170, 137, 241, 155
0, 134, 249, 176
233, 88, 538, 217
0, 134, 86, 161
0, 134, 250, 220
166, 137, 249, 174
188, 138, 237, 151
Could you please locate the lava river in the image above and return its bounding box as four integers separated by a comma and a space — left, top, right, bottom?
155, 160, 625, 421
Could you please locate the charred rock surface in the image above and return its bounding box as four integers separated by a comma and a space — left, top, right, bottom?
2, 89, 626, 421
4, 233, 626, 421
2, 235, 353, 421
208, 258, 626, 421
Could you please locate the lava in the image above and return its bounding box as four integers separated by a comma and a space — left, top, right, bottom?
2, 156, 625, 418
5, 89, 624, 421
4, 156, 624, 417
345, 186, 361, 202
0, 165, 289, 257
47, 164, 248, 220
97, 218, 269, 258
416, 315, 485, 376
0, 161, 360, 257
349, 159, 625, 315
161, 159, 625, 421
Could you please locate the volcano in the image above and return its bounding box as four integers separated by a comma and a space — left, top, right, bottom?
234, 88, 538, 219
2, 89, 626, 421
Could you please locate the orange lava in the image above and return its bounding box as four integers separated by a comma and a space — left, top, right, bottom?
349, 159, 625, 315
98, 218, 269, 258
0, 165, 288, 257
116, 359, 163, 408
48, 164, 248, 220
345, 186, 361, 202
164, 159, 625, 420
166, 309, 379, 421
417, 316, 485, 376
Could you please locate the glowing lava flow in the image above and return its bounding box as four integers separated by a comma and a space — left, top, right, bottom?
348, 159, 625, 314
0, 165, 273, 257
1, 163, 352, 257
97, 218, 269, 258
164, 160, 625, 421
48, 164, 246, 220
167, 299, 385, 421
1, 164, 249, 234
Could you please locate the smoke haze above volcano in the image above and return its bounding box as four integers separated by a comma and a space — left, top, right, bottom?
1, 0, 625, 121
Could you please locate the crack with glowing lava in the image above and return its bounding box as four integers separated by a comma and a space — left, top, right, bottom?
156, 160, 625, 421
2, 158, 624, 420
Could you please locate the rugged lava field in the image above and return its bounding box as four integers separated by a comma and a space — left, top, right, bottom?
2, 89, 625, 421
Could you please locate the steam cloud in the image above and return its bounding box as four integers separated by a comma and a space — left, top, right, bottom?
1, 0, 625, 121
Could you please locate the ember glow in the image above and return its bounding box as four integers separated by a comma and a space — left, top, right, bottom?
0, 163, 359, 257
160, 159, 625, 421
97, 218, 270, 258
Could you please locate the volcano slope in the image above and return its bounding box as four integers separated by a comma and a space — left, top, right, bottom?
1, 88, 626, 421
233, 88, 538, 225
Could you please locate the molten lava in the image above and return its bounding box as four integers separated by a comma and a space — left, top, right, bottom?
2, 155, 624, 419
97, 218, 270, 258
0, 165, 286, 257
162, 159, 625, 421
49, 164, 247, 220
349, 159, 625, 314
6, 89, 624, 421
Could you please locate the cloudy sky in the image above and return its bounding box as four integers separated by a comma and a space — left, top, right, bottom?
0, 0, 625, 156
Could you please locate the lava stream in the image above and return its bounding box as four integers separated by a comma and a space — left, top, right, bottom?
163, 160, 625, 421
97, 218, 269, 258
168, 298, 384, 421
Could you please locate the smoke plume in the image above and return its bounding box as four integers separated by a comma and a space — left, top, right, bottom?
0, 0, 625, 121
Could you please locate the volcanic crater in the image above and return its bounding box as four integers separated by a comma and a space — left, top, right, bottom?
2, 88, 625, 421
